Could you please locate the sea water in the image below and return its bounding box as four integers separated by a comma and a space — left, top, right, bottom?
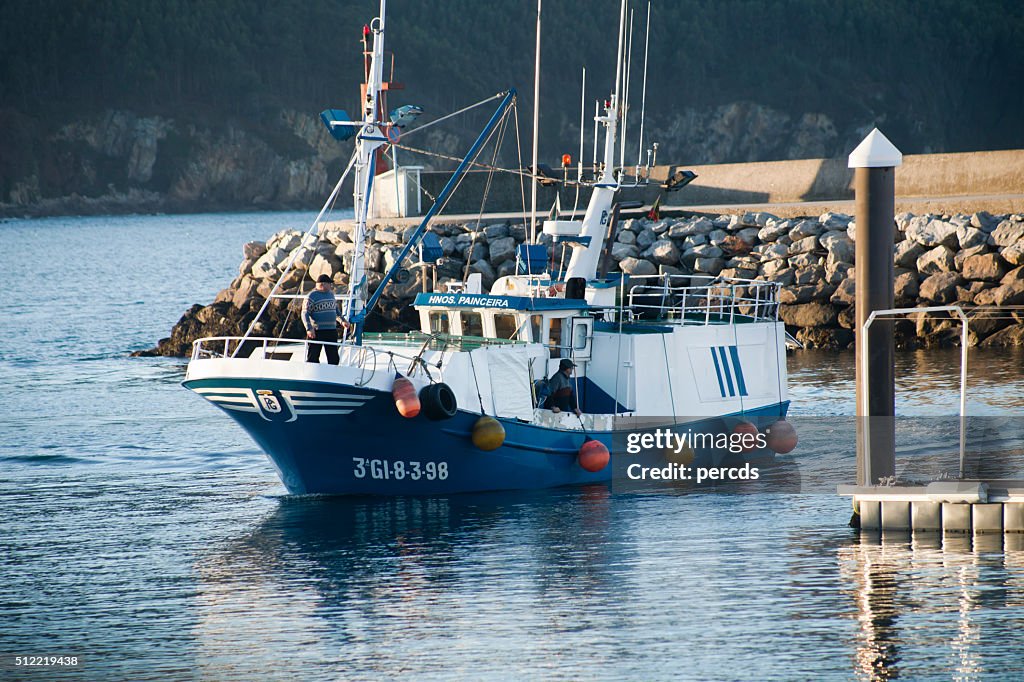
2, 213, 1024, 680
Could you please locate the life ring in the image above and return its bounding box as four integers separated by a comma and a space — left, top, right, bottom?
419, 382, 458, 420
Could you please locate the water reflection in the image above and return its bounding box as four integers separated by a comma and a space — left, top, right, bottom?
790, 348, 1024, 416
839, 533, 1024, 681
192, 487, 623, 677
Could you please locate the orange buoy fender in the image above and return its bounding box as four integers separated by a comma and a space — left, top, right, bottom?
472, 415, 505, 451
392, 376, 420, 418
578, 438, 610, 472
765, 419, 798, 454
732, 421, 760, 452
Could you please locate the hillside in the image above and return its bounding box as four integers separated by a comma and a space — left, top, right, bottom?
2, 0, 1022, 215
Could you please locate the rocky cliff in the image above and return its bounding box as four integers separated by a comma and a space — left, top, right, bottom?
139, 209, 1024, 357
0, 108, 348, 217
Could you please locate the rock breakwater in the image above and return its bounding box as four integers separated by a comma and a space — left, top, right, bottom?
140, 210, 1024, 356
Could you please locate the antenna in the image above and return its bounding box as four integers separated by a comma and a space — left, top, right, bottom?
592, 100, 599, 172
578, 66, 586, 184
529, 0, 542, 244
637, 1, 651, 173
573, 66, 586, 217
620, 7, 634, 174
614, 0, 627, 108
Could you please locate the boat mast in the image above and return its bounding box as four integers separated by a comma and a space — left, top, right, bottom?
529, 0, 542, 243
564, 0, 628, 282
346, 0, 389, 343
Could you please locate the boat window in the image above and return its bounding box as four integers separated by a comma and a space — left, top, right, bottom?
548, 317, 563, 358
462, 311, 484, 337
530, 315, 543, 344
428, 310, 450, 334
494, 314, 518, 340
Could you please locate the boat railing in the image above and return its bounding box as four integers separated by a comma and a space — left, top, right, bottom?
624, 274, 780, 324
191, 332, 522, 366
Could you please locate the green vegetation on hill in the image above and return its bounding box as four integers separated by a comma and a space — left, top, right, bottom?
1, 0, 1022, 209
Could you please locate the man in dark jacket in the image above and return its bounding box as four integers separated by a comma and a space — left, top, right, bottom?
544, 358, 582, 416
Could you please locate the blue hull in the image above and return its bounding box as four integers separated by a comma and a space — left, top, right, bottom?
184, 377, 789, 496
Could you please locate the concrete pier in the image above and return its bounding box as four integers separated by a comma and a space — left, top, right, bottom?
838, 130, 1023, 534
840, 481, 1024, 533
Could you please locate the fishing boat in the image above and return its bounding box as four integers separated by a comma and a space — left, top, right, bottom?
183, 0, 792, 495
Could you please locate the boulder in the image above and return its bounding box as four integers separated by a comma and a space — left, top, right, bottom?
1003, 265, 1024, 285
820, 230, 854, 264
619, 257, 658, 276
761, 258, 791, 278
251, 247, 287, 279
894, 271, 919, 302
509, 223, 528, 242
916, 245, 956, 275
830, 278, 856, 306
905, 216, 958, 248
650, 239, 682, 265
779, 302, 838, 328
788, 219, 824, 241
789, 235, 819, 255
636, 228, 657, 249
650, 220, 671, 235
719, 235, 753, 255
789, 253, 823, 269
469, 259, 496, 289
793, 265, 824, 286
970, 211, 997, 231
893, 239, 926, 269
919, 272, 962, 304
487, 236, 517, 265
611, 242, 640, 261
759, 242, 789, 261
994, 280, 1024, 306
231, 275, 259, 308
735, 227, 761, 245
980, 324, 1024, 348
990, 220, 1024, 247
741, 211, 777, 227
962, 253, 1007, 282
484, 223, 510, 240
238, 256, 257, 276
953, 244, 989, 271
285, 244, 315, 271
796, 327, 853, 350
1001, 243, 1024, 266
779, 285, 816, 305
825, 261, 852, 285
682, 234, 708, 250
373, 228, 402, 245
364, 245, 383, 271
956, 226, 988, 250
616, 229, 637, 244
438, 236, 456, 256
707, 228, 729, 245
309, 252, 342, 282
819, 212, 853, 230
688, 244, 724, 259
268, 229, 302, 253
669, 217, 715, 238
757, 219, 792, 242
693, 257, 725, 275
243, 241, 267, 260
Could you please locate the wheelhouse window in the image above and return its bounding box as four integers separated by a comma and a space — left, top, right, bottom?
548, 317, 564, 358
428, 310, 450, 334
462, 311, 484, 337
494, 314, 519, 340
530, 314, 543, 344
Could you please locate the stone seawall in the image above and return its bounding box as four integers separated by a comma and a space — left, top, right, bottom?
141, 209, 1024, 356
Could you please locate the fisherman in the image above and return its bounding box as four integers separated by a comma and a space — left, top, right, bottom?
544, 358, 582, 416
302, 274, 345, 364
